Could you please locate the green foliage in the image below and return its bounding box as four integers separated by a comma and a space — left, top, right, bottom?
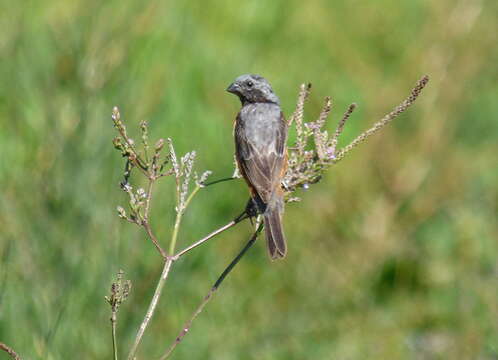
0, 0, 497, 359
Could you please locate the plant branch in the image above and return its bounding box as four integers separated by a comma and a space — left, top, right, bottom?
143, 222, 167, 259
201, 176, 237, 187
329, 103, 356, 156
173, 210, 249, 259
159, 223, 264, 360
333, 75, 429, 162
168, 211, 183, 256
144, 178, 154, 221
111, 314, 118, 360
106, 270, 131, 360
127, 210, 248, 359
127, 257, 174, 360
169, 176, 203, 255
0, 343, 21, 360
141, 178, 168, 259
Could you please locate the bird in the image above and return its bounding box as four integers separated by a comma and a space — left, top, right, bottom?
227, 74, 288, 260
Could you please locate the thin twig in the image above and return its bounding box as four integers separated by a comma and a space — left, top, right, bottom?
127, 211, 247, 359
111, 313, 118, 360
313, 96, 333, 160
160, 224, 264, 360
0, 342, 21, 360
144, 178, 154, 221
169, 180, 202, 255
106, 270, 130, 360
213, 223, 263, 288
288, 83, 311, 127
201, 177, 237, 187
329, 103, 357, 157
169, 210, 183, 255
127, 257, 174, 360
316, 96, 332, 128
173, 210, 249, 259
173, 220, 237, 259
140, 177, 168, 259
143, 222, 167, 259
112, 107, 148, 172
294, 84, 312, 155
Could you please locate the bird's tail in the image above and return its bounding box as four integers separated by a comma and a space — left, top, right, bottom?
264, 203, 287, 260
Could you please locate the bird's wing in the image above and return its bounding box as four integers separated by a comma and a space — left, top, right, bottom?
235, 110, 287, 205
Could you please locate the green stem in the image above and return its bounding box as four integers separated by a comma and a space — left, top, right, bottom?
160, 223, 263, 360
127, 258, 174, 360
111, 315, 118, 360
168, 185, 200, 254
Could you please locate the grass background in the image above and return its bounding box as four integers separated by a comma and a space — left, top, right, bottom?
1, 0, 497, 359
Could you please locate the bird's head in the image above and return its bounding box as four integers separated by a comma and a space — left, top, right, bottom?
226, 74, 280, 105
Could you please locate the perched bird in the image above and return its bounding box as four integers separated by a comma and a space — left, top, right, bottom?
227, 74, 288, 260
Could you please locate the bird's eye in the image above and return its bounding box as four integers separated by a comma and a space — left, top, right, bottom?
246, 81, 253, 88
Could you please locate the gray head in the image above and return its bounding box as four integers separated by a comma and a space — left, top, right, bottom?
226, 74, 280, 105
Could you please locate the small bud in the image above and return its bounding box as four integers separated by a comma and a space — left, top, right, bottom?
117, 206, 126, 218
106, 270, 132, 312
111, 282, 119, 295
112, 106, 120, 121
155, 138, 165, 151
168, 138, 180, 177
112, 137, 123, 150
136, 188, 147, 199
122, 280, 131, 300
121, 183, 132, 192
197, 170, 212, 186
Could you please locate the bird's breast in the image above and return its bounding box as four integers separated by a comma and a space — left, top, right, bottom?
238, 103, 281, 150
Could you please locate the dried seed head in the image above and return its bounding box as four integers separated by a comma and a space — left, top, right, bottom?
168, 138, 180, 178
136, 188, 147, 199
113, 137, 123, 150
283, 75, 428, 196
197, 170, 212, 186
116, 206, 126, 218
112, 106, 120, 121
155, 138, 165, 152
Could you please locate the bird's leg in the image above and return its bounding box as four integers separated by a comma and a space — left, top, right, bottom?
244, 197, 262, 225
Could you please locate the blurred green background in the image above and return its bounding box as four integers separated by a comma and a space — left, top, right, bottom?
1, 0, 497, 359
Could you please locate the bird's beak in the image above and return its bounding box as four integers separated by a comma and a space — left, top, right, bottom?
226, 82, 240, 94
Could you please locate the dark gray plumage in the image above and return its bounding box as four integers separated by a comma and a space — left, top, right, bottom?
227, 74, 288, 260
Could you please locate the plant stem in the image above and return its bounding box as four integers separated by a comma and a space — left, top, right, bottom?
184, 186, 200, 211
143, 222, 167, 259
168, 213, 182, 255
168, 185, 200, 255
141, 179, 168, 259
201, 176, 237, 187
173, 210, 249, 259
173, 220, 237, 259
144, 178, 154, 221
127, 257, 174, 360
127, 210, 246, 360
0, 342, 21, 360
160, 223, 263, 360
111, 313, 118, 360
